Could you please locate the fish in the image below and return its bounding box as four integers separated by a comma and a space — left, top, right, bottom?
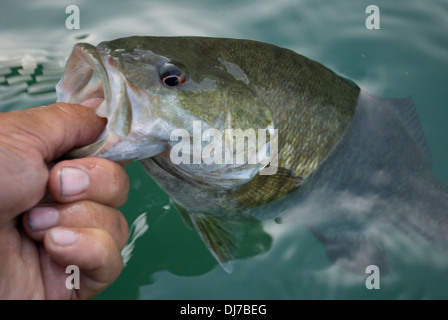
56, 36, 448, 273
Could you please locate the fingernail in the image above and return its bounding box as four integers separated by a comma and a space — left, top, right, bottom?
61, 167, 90, 197
28, 207, 59, 231
50, 228, 78, 246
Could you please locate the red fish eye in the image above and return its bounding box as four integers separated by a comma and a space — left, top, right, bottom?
159, 63, 187, 87
162, 73, 186, 87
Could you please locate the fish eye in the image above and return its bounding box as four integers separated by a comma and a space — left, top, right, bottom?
159, 63, 187, 87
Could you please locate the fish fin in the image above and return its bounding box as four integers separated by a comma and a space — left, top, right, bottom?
308, 226, 389, 275
395, 172, 448, 251
190, 213, 244, 273
170, 200, 195, 230
364, 93, 432, 165
391, 96, 432, 164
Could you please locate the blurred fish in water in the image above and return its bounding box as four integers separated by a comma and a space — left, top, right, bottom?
55, 36, 448, 273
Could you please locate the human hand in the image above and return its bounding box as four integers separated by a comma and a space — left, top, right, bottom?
0, 100, 129, 299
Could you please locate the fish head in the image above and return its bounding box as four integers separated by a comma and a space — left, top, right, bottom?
56, 37, 274, 186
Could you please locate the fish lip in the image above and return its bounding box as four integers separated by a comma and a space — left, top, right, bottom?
56, 43, 111, 107
56, 43, 127, 158
57, 43, 169, 161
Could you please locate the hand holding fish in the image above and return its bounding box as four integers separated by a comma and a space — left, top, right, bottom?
0, 101, 129, 299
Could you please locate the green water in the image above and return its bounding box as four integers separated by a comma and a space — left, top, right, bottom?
1, 0, 448, 299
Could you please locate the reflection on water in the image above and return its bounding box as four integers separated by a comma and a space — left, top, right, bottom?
121, 212, 149, 266
1, 0, 448, 299
0, 50, 65, 111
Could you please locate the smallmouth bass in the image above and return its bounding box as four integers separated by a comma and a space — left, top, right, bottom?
56, 36, 448, 273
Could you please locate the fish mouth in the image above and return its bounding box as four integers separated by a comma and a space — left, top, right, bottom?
57, 43, 170, 162
56, 43, 167, 161
56, 43, 117, 158
56, 43, 111, 113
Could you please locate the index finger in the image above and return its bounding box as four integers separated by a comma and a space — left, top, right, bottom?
3, 102, 106, 163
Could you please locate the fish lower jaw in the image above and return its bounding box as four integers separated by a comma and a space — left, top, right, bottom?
91, 133, 168, 162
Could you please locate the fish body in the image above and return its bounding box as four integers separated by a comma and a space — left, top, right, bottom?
56, 36, 448, 272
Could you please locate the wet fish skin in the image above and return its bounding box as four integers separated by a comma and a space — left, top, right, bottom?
58, 36, 359, 210
56, 36, 448, 273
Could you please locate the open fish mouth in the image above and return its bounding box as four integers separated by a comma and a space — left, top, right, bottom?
56, 43, 169, 161
56, 43, 111, 115
56, 43, 118, 158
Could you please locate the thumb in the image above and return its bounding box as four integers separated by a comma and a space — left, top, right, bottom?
6, 102, 106, 162
0, 102, 105, 223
